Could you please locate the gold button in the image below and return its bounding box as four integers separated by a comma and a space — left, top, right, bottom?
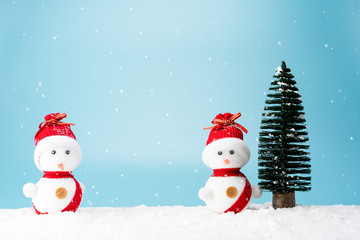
226, 186, 238, 198
55, 187, 67, 199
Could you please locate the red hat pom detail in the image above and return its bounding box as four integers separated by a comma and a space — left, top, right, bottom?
204, 112, 248, 145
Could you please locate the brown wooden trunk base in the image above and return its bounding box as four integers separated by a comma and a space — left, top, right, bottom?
272, 192, 295, 209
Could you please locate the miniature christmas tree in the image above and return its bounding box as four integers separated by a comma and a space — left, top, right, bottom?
258, 61, 311, 209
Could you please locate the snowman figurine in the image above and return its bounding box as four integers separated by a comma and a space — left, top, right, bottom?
199, 112, 262, 213
23, 113, 84, 214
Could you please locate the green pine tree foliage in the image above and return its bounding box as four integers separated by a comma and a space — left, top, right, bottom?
258, 61, 311, 193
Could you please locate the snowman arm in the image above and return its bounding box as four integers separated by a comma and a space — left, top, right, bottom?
23, 182, 36, 198
79, 182, 85, 194
198, 187, 212, 201
251, 184, 262, 199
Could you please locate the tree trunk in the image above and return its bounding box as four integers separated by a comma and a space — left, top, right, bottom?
272, 192, 295, 209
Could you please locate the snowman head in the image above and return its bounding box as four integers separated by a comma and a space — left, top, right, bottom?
202, 137, 250, 169
33, 113, 82, 172
202, 113, 250, 169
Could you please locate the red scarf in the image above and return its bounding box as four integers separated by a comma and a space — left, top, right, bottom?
212, 168, 252, 213
33, 171, 82, 215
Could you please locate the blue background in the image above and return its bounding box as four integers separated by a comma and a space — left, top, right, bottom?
1, 0, 359, 208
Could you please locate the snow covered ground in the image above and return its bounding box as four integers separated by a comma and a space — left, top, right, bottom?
0, 204, 359, 240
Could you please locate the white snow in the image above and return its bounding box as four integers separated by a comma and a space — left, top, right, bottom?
275, 66, 283, 76
0, 204, 359, 240
278, 82, 290, 86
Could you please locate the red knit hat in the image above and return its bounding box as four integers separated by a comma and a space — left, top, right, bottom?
205, 112, 248, 145
34, 113, 76, 146
34, 113, 81, 168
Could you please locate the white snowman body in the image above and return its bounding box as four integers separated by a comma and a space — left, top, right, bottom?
32, 177, 77, 213
23, 135, 84, 214
202, 175, 247, 213
199, 137, 261, 213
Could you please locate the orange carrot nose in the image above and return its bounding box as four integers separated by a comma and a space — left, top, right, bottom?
58, 163, 64, 170
224, 159, 230, 165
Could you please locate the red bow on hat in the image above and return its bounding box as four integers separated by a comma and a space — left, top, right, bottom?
38, 113, 75, 129
204, 112, 248, 134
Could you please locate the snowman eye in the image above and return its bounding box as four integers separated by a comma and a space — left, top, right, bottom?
65, 150, 71, 155
218, 151, 222, 155
51, 150, 56, 155
230, 150, 234, 154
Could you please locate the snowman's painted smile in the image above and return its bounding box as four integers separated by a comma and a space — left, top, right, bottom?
58, 163, 64, 170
